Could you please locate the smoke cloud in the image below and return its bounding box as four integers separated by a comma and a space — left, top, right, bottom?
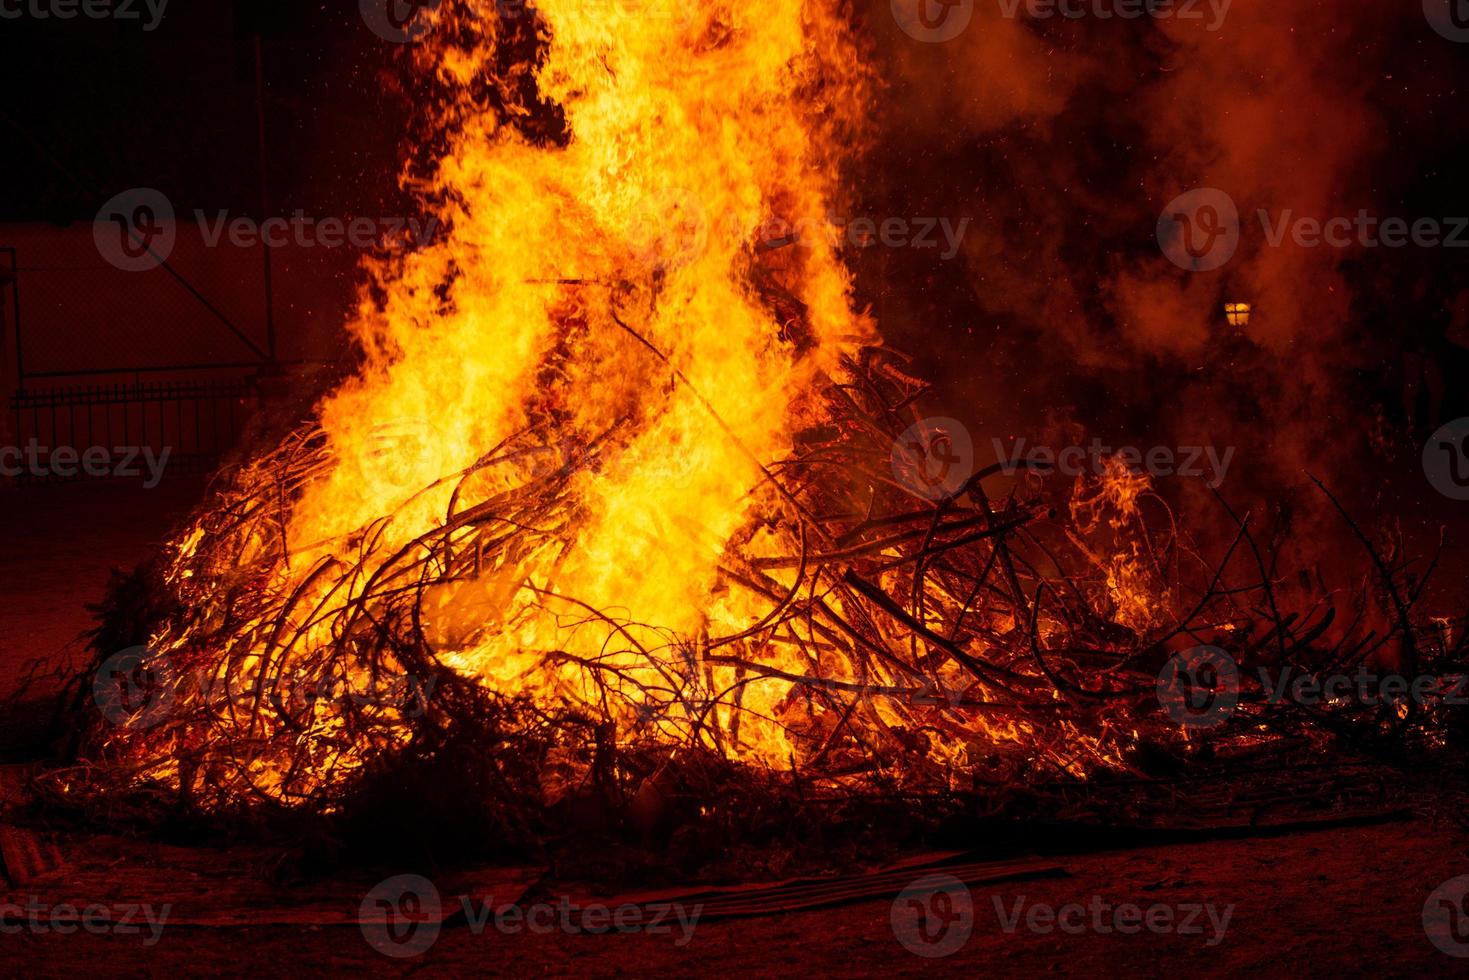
861, 0, 1461, 568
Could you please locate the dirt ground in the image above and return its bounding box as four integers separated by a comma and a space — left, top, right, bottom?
2, 481, 1468, 978
1, 819, 1465, 978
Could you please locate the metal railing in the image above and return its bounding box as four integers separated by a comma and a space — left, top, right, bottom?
1, 244, 273, 486
7, 378, 259, 483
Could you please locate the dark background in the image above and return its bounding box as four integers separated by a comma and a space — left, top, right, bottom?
0, 3, 401, 222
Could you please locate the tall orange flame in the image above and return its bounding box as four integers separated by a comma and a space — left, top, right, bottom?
157, 0, 883, 783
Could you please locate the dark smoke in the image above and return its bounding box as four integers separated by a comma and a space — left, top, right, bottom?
852, 0, 1469, 603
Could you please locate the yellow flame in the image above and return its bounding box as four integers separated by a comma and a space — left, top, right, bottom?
117, 3, 1145, 805
161, 2, 877, 776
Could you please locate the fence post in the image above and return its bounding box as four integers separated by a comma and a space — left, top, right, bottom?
0, 249, 18, 486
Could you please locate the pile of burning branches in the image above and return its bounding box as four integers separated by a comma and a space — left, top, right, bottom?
35, 339, 1469, 845
21, 0, 1467, 864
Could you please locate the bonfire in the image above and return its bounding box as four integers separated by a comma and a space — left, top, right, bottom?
42, 0, 1467, 847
